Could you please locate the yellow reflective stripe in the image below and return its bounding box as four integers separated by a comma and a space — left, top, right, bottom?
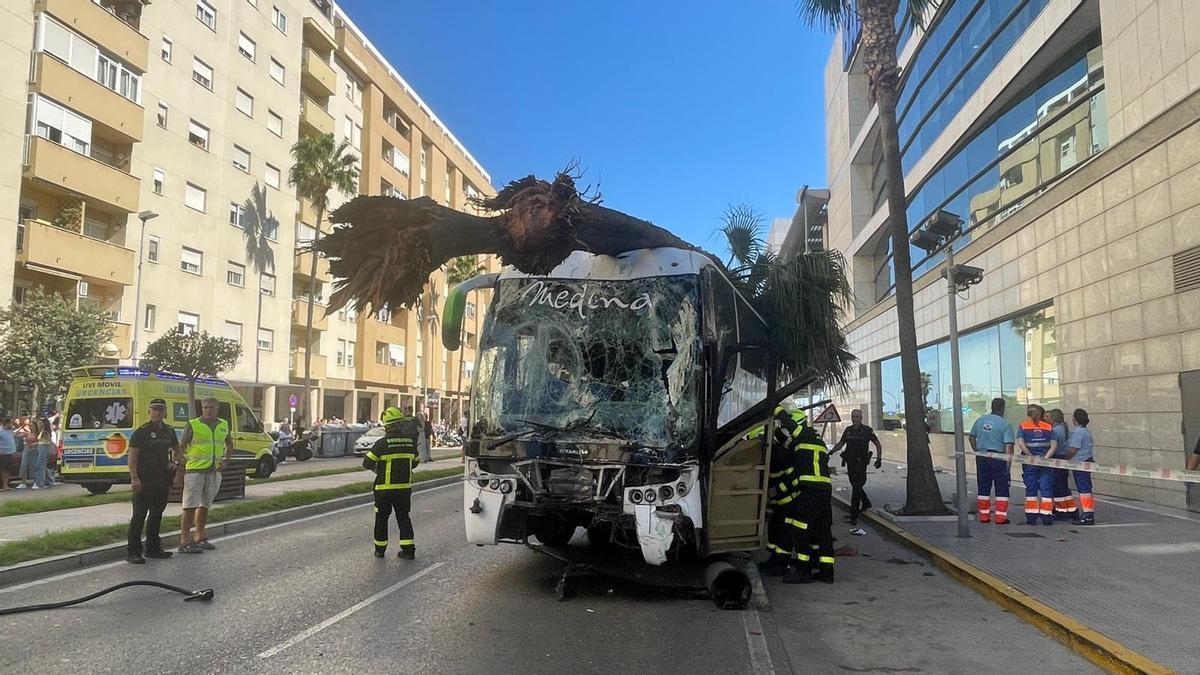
818, 556, 836, 564
398, 539, 414, 546
776, 493, 796, 505
365, 451, 379, 461
385, 458, 392, 485
378, 452, 416, 460
373, 539, 388, 547
774, 405, 786, 414
799, 475, 832, 484
375, 483, 412, 490
795, 553, 811, 562
795, 443, 826, 453
769, 466, 795, 478
784, 518, 808, 530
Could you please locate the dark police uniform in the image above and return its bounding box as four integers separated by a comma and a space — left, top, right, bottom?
127, 419, 177, 555
837, 423, 879, 525
364, 415, 421, 557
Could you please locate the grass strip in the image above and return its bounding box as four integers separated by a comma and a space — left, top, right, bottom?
247, 466, 361, 484
0, 467, 462, 567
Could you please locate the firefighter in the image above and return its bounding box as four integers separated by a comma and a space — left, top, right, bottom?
364, 406, 421, 558
775, 405, 835, 584
761, 425, 799, 576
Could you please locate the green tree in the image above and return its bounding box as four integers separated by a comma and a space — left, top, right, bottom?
240, 183, 277, 385
446, 256, 484, 424
800, 0, 946, 514
718, 205, 855, 388
140, 328, 243, 417
288, 133, 359, 422
0, 288, 114, 409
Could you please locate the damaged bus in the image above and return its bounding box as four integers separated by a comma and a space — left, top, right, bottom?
442, 247, 806, 601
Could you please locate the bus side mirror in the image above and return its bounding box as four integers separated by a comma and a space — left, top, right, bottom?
442, 273, 500, 351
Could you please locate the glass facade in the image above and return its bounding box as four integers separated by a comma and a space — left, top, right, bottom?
878, 305, 1058, 434
874, 41, 1106, 299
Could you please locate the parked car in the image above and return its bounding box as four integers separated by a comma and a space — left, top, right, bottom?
352, 426, 385, 456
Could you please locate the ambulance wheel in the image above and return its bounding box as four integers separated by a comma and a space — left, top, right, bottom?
85, 483, 112, 495
253, 457, 275, 479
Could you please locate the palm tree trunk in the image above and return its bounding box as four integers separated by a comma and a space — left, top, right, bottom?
875, 87, 947, 515
302, 211, 322, 426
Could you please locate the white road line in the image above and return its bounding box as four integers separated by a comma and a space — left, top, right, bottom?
257, 562, 444, 659
742, 609, 775, 675
1094, 496, 1200, 523
0, 481, 462, 595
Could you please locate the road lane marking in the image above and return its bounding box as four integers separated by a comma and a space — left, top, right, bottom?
257, 562, 444, 659
0, 482, 462, 595
742, 609, 775, 675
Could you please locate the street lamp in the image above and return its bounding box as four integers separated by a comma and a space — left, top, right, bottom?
911, 210, 982, 538
129, 210, 158, 365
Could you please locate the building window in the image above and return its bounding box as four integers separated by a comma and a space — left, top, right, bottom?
265, 163, 280, 189
196, 0, 216, 30
147, 236, 160, 263
156, 102, 168, 128
144, 304, 156, 331
227, 261, 245, 287
180, 247, 203, 275
192, 58, 213, 90
34, 96, 90, 155
96, 53, 141, 103
267, 110, 283, 136
464, 360, 474, 380
336, 339, 346, 366
229, 202, 245, 227
347, 341, 355, 367
224, 321, 242, 343
235, 88, 254, 117
184, 183, 206, 212
257, 328, 274, 351
269, 58, 285, 85
272, 6, 287, 33
177, 311, 200, 335
232, 145, 251, 173
161, 37, 172, 63
465, 301, 476, 319
352, 123, 361, 150
444, 169, 452, 204
187, 120, 209, 151
237, 32, 256, 62
152, 168, 164, 195
260, 273, 275, 296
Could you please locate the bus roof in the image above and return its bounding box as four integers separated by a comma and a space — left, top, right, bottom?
69, 366, 231, 388
497, 247, 719, 282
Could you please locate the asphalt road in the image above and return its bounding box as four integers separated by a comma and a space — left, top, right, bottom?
0, 484, 1095, 673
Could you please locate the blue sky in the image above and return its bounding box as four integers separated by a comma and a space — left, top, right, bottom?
336, 1, 834, 249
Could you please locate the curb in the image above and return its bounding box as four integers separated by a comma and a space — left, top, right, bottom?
830, 491, 1171, 675
0, 474, 462, 589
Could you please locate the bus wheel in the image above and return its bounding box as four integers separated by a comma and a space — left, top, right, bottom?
85, 484, 112, 495
254, 457, 275, 479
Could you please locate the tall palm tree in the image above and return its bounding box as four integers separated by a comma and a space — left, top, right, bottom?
288, 133, 359, 423
718, 205, 855, 388
241, 183, 277, 387
799, 0, 945, 514
446, 255, 484, 425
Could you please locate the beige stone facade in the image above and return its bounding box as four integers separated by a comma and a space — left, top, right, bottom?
817, 0, 1200, 510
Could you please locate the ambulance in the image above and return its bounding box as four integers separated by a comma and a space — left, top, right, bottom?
59, 366, 275, 494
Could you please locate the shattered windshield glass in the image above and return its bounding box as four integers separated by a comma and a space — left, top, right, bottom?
472, 275, 701, 453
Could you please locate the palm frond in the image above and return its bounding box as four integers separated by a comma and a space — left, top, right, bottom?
241, 183, 276, 275
796, 0, 854, 29
288, 133, 360, 222
718, 204, 765, 267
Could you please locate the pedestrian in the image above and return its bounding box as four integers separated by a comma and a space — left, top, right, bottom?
175, 398, 233, 553
126, 399, 178, 564
276, 418, 292, 465
968, 398, 1015, 524
1189, 435, 1200, 472
364, 406, 420, 559
775, 405, 835, 585
0, 419, 16, 491
1062, 408, 1096, 524
829, 409, 882, 534
419, 412, 433, 462
1016, 404, 1057, 526
14, 417, 33, 489
26, 418, 54, 490
1046, 409, 1076, 520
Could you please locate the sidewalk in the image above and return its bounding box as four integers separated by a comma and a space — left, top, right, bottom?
0, 455, 463, 543
831, 462, 1200, 671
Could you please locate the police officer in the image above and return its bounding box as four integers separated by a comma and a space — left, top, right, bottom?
829, 409, 882, 531
126, 398, 178, 564
364, 406, 420, 558
774, 405, 835, 584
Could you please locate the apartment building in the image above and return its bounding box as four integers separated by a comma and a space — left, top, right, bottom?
809, 0, 1200, 510
4, 0, 495, 426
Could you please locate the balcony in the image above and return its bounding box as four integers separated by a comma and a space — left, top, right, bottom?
18, 218, 134, 286
35, 0, 149, 72
110, 320, 132, 357
303, 16, 337, 52
290, 349, 327, 381
33, 54, 143, 144
301, 48, 337, 98
293, 249, 330, 281
24, 136, 140, 214
299, 97, 334, 137
292, 298, 328, 331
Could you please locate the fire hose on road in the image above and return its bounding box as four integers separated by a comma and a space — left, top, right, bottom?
0, 580, 214, 616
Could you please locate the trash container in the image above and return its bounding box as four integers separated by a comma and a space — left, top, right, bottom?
345, 424, 369, 449
315, 429, 348, 457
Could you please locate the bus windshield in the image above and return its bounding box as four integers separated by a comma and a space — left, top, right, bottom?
471, 275, 701, 454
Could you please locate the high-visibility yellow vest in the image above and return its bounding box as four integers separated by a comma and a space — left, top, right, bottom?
187, 418, 229, 472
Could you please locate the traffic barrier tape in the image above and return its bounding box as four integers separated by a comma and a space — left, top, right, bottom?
966, 450, 1200, 484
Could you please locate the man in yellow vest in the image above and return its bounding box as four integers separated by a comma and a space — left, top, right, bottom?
364, 406, 420, 559
174, 397, 233, 554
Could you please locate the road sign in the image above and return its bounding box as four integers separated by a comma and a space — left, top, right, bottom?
813, 404, 841, 424
288, 394, 298, 407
